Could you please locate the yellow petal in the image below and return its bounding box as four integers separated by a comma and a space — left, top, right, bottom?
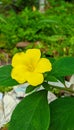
26, 72, 44, 86
35, 58, 52, 73
11, 65, 27, 84
12, 52, 26, 67
25, 49, 41, 67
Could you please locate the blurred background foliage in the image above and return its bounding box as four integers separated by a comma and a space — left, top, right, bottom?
0, 0, 74, 63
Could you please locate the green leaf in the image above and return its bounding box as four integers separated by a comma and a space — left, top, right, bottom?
25, 85, 37, 93
46, 75, 58, 82
42, 82, 52, 91
48, 35, 64, 42
9, 90, 50, 130
51, 57, 74, 76
56, 76, 65, 84
47, 57, 56, 64
0, 65, 18, 87
49, 97, 74, 130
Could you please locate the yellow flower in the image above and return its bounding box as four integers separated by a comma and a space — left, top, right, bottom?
32, 6, 36, 11
11, 49, 52, 86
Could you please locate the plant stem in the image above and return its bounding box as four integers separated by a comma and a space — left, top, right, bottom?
43, 82, 74, 94
51, 85, 74, 93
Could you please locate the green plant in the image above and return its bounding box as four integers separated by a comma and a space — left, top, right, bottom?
0, 1, 74, 57
0, 48, 74, 130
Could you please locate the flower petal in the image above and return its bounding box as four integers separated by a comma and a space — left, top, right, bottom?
12, 52, 26, 67
11, 65, 27, 83
25, 49, 41, 67
26, 72, 44, 86
35, 58, 52, 73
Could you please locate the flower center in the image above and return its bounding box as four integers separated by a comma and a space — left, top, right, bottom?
27, 64, 35, 72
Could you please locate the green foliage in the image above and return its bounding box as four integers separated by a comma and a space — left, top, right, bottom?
0, 56, 74, 87
25, 85, 38, 93
0, 0, 38, 13
0, 65, 18, 87
51, 57, 74, 76
9, 90, 50, 130
45, 75, 58, 82
0, 1, 74, 57
0, 86, 12, 93
49, 97, 74, 130
0, 54, 74, 129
